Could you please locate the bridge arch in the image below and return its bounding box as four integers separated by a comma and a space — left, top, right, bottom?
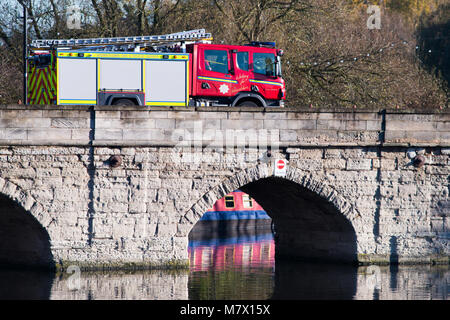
181, 164, 361, 264
0, 179, 54, 269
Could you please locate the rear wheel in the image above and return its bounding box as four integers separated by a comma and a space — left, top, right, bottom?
236, 100, 259, 107
112, 98, 136, 106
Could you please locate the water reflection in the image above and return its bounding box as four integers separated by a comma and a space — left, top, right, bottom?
188, 230, 275, 300
271, 261, 358, 300
0, 269, 54, 300
50, 270, 189, 300
0, 228, 448, 300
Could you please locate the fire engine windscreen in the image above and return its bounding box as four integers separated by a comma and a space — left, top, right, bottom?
253, 53, 277, 77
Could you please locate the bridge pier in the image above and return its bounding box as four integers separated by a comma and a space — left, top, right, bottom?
0, 105, 448, 269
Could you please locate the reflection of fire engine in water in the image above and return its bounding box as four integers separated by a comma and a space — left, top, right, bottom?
188, 233, 275, 272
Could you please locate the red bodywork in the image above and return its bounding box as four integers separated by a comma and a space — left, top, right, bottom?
187, 43, 285, 106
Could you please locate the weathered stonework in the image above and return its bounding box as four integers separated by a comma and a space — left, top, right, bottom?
0, 105, 448, 269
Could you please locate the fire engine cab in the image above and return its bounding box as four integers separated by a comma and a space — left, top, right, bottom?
28, 29, 285, 107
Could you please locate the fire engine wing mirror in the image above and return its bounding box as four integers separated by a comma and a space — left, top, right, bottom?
275, 56, 282, 77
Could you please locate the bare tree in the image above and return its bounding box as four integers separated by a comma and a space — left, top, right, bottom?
0, 0, 446, 108
212, 0, 313, 42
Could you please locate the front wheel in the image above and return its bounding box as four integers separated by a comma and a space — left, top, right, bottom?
236, 100, 259, 107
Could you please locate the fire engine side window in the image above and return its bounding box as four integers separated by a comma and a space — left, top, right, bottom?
204, 50, 228, 74
236, 52, 249, 71
33, 54, 52, 68
253, 52, 276, 77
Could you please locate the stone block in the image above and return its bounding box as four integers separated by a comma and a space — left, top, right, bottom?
199, 112, 229, 119
176, 119, 220, 129
1, 110, 43, 119
409, 131, 439, 142
384, 130, 407, 142
61, 110, 90, 118
93, 219, 113, 239
167, 111, 201, 120
95, 129, 123, 140
293, 159, 323, 171
386, 120, 436, 131
286, 120, 316, 130
345, 120, 367, 130
221, 119, 263, 130
436, 121, 450, 131
439, 131, 450, 142
324, 158, 346, 169
155, 119, 176, 129
317, 119, 346, 130
71, 129, 91, 140
27, 128, 72, 140
324, 149, 342, 159
346, 159, 372, 171
366, 120, 381, 131
0, 118, 51, 128
155, 224, 177, 237
137, 111, 165, 119
380, 158, 397, 170
51, 118, 89, 129
263, 120, 287, 129
95, 111, 121, 119
228, 112, 254, 120
0, 128, 27, 140
254, 112, 287, 120
120, 111, 150, 119
295, 130, 338, 143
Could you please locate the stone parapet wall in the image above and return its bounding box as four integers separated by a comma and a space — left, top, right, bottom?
0, 105, 448, 147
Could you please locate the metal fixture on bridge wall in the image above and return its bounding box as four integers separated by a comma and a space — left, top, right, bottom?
109, 155, 122, 168
412, 155, 426, 168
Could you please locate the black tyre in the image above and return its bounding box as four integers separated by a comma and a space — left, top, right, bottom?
112, 98, 136, 106
236, 100, 259, 107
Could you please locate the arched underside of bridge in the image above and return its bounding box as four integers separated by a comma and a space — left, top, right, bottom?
184, 166, 359, 264
240, 177, 357, 264
0, 194, 54, 270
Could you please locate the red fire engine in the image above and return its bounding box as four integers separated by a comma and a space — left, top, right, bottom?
28, 29, 286, 107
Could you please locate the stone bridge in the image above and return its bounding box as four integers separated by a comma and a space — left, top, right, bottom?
0, 105, 448, 270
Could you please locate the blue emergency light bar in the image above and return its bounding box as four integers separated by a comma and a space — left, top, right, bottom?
248, 41, 276, 48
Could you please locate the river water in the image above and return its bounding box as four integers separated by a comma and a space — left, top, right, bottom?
0, 229, 448, 300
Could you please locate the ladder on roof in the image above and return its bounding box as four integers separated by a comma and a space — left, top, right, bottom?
30, 29, 212, 49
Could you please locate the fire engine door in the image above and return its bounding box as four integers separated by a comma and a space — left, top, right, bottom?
197, 47, 237, 98
232, 50, 252, 93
